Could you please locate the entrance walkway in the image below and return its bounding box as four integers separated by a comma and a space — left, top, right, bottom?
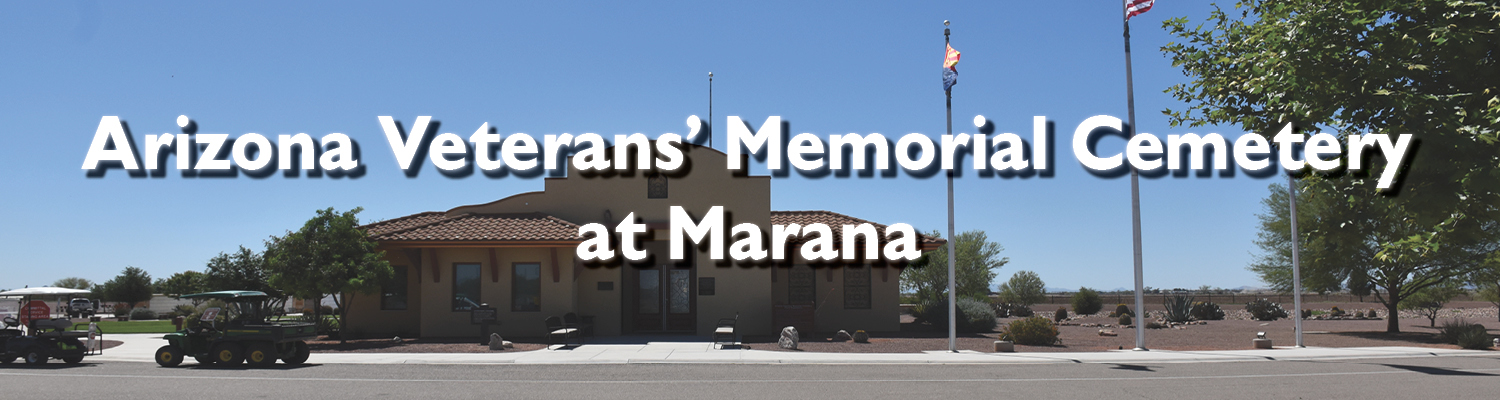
89, 333, 1491, 365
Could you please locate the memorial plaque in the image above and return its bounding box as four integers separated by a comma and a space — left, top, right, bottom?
470, 307, 498, 325
698, 277, 715, 296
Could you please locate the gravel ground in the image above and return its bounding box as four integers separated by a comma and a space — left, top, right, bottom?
308, 302, 1500, 354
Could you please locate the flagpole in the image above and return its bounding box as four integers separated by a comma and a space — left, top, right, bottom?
708, 72, 714, 149
1124, 2, 1148, 352
944, 20, 957, 353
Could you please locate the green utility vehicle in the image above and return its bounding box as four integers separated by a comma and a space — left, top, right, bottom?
154, 291, 316, 367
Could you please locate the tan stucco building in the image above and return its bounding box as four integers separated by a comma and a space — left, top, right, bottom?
344, 143, 942, 338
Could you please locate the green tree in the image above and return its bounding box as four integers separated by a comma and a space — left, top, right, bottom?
1471, 257, 1500, 322
899, 230, 1007, 302
997, 270, 1046, 306
1164, 1, 1500, 333
1248, 183, 1498, 332
157, 270, 208, 300
99, 267, 153, 307
264, 207, 391, 343
203, 246, 284, 311
51, 277, 92, 290
1401, 283, 1465, 327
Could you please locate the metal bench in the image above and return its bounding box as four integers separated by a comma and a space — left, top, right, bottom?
713, 313, 738, 349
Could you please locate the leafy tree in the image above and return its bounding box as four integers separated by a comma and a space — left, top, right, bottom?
1401, 284, 1464, 327
157, 271, 208, 300
899, 230, 1007, 303
1165, 1, 1500, 334
1471, 258, 1500, 322
99, 267, 153, 307
264, 207, 391, 343
51, 277, 92, 290
997, 270, 1046, 306
202, 247, 284, 311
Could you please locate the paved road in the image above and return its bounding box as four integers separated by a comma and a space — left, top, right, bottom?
3, 356, 1499, 399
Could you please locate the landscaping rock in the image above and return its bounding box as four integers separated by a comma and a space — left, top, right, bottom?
994, 340, 1014, 352
852, 330, 869, 343
778, 326, 799, 350
488, 333, 505, 350
502, 340, 514, 349
1098, 329, 1117, 337
834, 330, 852, 341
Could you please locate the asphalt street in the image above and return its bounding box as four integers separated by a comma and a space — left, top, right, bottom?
3, 356, 1498, 399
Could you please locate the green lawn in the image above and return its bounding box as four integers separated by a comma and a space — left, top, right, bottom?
85, 319, 178, 334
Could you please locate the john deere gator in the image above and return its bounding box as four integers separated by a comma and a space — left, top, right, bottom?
155, 291, 316, 367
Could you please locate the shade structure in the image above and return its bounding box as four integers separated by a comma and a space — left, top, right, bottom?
0, 287, 92, 296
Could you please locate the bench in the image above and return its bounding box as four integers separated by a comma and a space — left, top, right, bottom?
544, 316, 583, 349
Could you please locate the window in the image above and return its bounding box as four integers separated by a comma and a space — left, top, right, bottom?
647, 173, 668, 198
452, 263, 481, 311
788, 268, 816, 304
844, 268, 871, 309
382, 266, 409, 310
512, 263, 542, 312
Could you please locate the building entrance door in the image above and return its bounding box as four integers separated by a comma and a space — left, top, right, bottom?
628, 265, 695, 333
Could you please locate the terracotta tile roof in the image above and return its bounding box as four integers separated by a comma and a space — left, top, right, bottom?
368, 212, 583, 242
362, 212, 448, 237
770, 210, 945, 247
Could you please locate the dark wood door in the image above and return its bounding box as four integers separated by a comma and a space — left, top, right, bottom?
628, 265, 695, 333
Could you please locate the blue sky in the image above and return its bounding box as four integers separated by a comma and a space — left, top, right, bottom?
1, 1, 1279, 292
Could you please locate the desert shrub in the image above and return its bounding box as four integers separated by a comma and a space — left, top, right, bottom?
916, 297, 996, 332
1114, 304, 1132, 317
113, 307, 132, 318
1190, 302, 1226, 320
1439, 319, 1494, 350
298, 314, 341, 336
992, 302, 1013, 318
1000, 316, 1059, 345
1071, 288, 1104, 315
129, 308, 157, 320
1245, 298, 1289, 321
166, 304, 197, 319
995, 302, 1033, 318
1054, 307, 1069, 322
1163, 295, 1194, 323
1118, 313, 1133, 326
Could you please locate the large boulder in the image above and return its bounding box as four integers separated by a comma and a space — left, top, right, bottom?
488, 333, 505, 350
778, 326, 799, 350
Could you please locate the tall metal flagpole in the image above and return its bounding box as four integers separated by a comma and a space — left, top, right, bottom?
1123, 2, 1148, 351
944, 20, 958, 353
708, 72, 714, 149
1289, 172, 1304, 347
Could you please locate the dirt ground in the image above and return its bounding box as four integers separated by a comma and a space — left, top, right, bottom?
308, 302, 1500, 353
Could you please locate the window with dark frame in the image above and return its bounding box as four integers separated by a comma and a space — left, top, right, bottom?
382, 266, 409, 310
512, 263, 542, 312
451, 263, 481, 312
843, 267, 871, 309
788, 268, 816, 304
647, 173, 668, 198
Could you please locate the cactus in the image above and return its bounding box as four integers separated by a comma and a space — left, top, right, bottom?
1115, 303, 1132, 317
1163, 294, 1194, 323
1118, 313, 1133, 326
1190, 301, 1225, 320
1054, 306, 1069, 322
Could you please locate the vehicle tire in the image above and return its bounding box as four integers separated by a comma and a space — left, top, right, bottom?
24, 347, 47, 364
210, 342, 244, 365
245, 343, 277, 367
155, 345, 184, 367
281, 341, 310, 365
63, 356, 84, 364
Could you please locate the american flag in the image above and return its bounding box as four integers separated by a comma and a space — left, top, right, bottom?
1126, 0, 1155, 19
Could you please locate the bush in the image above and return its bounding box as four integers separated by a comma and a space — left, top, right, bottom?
1071, 288, 1104, 315
1115, 304, 1132, 317
1118, 313, 1133, 326
167, 304, 197, 319
1190, 302, 1225, 320
113, 307, 131, 318
299, 314, 341, 336
1245, 298, 1289, 321
995, 302, 1033, 318
915, 297, 997, 332
1000, 316, 1059, 345
129, 308, 158, 321
1439, 319, 1493, 350
1054, 307, 1068, 322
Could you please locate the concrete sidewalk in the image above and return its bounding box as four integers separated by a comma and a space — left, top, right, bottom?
90, 333, 1492, 365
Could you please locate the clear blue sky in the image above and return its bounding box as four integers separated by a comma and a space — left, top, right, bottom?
1, 1, 1279, 292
